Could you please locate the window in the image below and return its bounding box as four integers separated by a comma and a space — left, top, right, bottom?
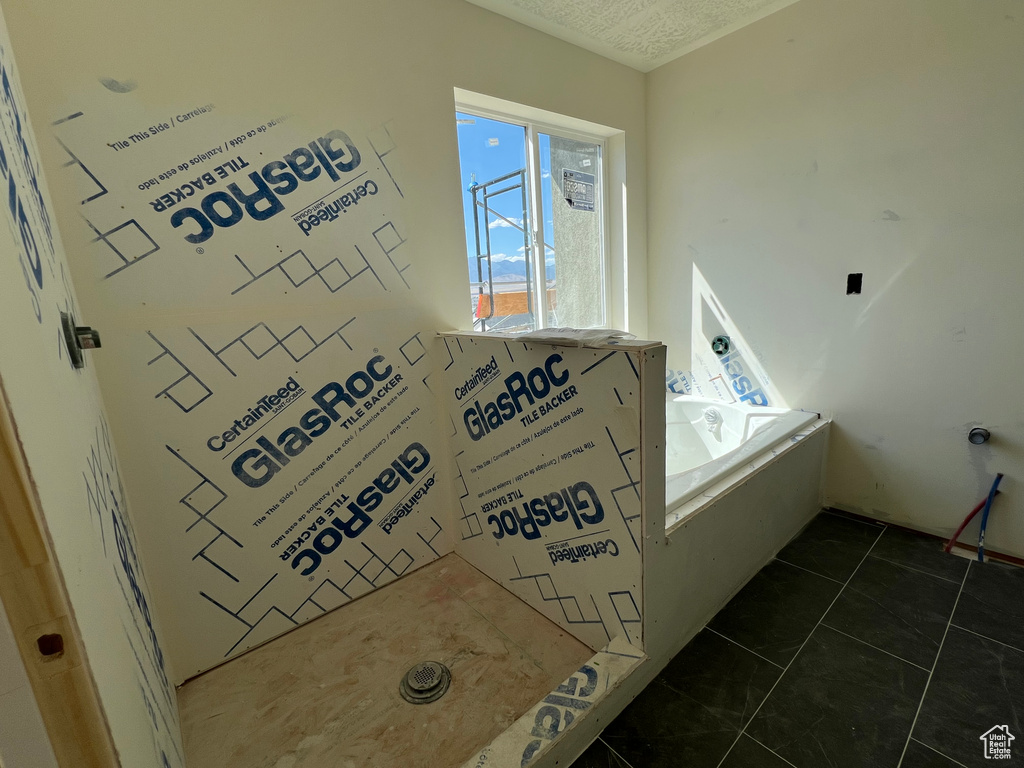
454, 103, 608, 333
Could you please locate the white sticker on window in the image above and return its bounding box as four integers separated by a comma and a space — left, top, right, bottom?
562, 169, 594, 211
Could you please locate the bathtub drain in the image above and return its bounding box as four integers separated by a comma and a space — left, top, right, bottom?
399, 661, 451, 704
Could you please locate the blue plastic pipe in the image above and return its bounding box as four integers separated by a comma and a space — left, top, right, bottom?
977, 473, 1004, 562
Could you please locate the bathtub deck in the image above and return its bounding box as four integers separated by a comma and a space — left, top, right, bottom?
176, 554, 591, 768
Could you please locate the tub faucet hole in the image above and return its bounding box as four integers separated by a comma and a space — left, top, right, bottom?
703, 408, 723, 433
711, 335, 731, 356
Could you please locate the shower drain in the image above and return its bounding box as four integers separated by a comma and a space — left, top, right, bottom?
399, 661, 451, 704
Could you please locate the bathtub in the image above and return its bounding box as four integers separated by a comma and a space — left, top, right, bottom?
665, 393, 818, 517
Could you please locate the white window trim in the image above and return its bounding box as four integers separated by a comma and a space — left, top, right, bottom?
454, 88, 623, 331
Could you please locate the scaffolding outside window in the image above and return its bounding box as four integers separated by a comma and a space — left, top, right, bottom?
455, 107, 607, 333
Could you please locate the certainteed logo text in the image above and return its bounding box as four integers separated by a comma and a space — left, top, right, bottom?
454, 355, 500, 402
207, 377, 304, 452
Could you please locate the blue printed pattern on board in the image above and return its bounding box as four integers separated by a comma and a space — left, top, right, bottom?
444, 336, 644, 650
46, 83, 454, 682
0, 30, 185, 766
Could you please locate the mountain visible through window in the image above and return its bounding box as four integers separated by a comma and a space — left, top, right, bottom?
455, 109, 605, 332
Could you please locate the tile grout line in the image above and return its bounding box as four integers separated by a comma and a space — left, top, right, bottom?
650, 675, 775, 733
866, 553, 965, 585
823, 508, 886, 528
599, 736, 637, 768
818, 621, 930, 672
910, 737, 970, 768
894, 562, 972, 768
704, 626, 787, 670
713, 525, 888, 768
948, 622, 1024, 656
746, 734, 801, 768
772, 556, 846, 585
829, 512, 970, 585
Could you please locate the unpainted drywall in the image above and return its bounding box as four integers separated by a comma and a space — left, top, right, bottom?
0, 5, 183, 765
2, 0, 647, 684
646, 0, 1024, 556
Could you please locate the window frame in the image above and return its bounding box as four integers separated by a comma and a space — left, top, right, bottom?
454, 99, 612, 332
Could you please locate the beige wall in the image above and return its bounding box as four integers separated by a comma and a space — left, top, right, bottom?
2, 0, 646, 689
8, 0, 1021, 758
0, 4, 183, 765
647, 0, 1024, 555
4, 0, 647, 337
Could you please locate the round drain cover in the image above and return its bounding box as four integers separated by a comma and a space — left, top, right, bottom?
400, 661, 451, 704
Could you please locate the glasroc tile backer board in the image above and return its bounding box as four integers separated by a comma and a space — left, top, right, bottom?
43, 79, 455, 680
0, 14, 183, 765
459, 636, 644, 768
126, 314, 446, 676
441, 333, 647, 651
177, 554, 592, 768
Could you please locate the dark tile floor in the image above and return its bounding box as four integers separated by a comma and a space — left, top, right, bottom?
573, 509, 1024, 768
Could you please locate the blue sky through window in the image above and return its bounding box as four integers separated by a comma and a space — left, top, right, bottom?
455, 112, 556, 282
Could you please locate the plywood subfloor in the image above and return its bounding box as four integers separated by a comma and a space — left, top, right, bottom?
177, 554, 592, 768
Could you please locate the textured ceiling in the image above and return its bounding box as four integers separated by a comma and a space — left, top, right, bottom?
466, 0, 801, 71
